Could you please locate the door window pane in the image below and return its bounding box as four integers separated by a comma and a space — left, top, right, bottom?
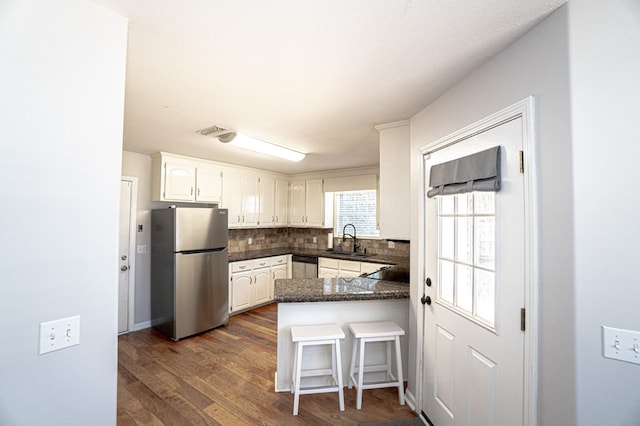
436, 192, 496, 328
455, 264, 473, 313
475, 217, 495, 269
439, 260, 454, 304
456, 217, 473, 264
440, 217, 454, 259
475, 269, 495, 325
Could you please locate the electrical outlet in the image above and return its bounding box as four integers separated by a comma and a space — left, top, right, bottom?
388, 241, 396, 249
136, 244, 147, 254
313, 236, 317, 243
248, 237, 253, 245
39, 315, 80, 355
602, 326, 640, 365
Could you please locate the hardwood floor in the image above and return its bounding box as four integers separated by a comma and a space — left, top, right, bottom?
117, 303, 417, 425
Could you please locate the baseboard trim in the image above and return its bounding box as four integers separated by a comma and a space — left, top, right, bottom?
132, 321, 152, 331
405, 389, 416, 411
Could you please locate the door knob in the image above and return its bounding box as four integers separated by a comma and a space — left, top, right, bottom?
121, 265, 128, 271
421, 295, 432, 305
121, 255, 127, 261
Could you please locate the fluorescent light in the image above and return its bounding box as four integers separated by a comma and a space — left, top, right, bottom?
225, 133, 306, 162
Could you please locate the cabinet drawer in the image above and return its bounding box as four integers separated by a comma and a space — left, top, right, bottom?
270, 255, 288, 266
231, 260, 253, 273
318, 257, 339, 269
253, 258, 270, 269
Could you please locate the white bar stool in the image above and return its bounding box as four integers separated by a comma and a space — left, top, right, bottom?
348, 321, 405, 410
290, 323, 345, 416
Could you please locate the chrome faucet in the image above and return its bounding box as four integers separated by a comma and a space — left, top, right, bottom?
342, 224, 361, 253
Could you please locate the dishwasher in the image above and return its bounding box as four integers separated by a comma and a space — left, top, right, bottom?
291, 255, 318, 278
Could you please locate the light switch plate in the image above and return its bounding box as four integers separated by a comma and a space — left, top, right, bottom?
136, 244, 147, 254
39, 315, 80, 355
602, 326, 640, 365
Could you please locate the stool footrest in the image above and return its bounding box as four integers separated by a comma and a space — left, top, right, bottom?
351, 364, 392, 374
298, 384, 341, 395
299, 368, 335, 378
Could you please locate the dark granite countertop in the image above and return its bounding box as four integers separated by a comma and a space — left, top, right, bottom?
274, 277, 410, 303
228, 248, 409, 269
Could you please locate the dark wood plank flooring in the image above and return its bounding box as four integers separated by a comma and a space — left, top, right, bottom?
117, 303, 417, 425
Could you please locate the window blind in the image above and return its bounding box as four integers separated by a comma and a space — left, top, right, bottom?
427, 146, 501, 198
323, 174, 377, 192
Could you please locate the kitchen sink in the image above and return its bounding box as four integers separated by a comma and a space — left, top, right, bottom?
325, 250, 376, 259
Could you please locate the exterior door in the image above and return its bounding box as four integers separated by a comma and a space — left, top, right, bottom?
118, 180, 133, 334
422, 117, 526, 425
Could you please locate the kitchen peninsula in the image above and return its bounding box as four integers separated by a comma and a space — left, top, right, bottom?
274, 275, 410, 392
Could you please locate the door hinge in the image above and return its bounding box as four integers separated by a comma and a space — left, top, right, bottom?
520, 308, 526, 331
519, 150, 524, 174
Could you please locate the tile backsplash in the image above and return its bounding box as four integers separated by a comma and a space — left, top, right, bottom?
229, 227, 409, 258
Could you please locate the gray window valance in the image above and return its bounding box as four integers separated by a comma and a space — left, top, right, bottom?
427, 146, 501, 198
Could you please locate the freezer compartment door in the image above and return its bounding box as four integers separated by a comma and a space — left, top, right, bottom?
175, 208, 228, 252
174, 248, 229, 340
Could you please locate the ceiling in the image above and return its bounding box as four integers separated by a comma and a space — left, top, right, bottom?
95, 0, 566, 175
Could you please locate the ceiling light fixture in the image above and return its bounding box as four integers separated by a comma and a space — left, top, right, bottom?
197, 126, 305, 162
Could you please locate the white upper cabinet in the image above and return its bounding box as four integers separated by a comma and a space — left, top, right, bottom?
222, 172, 243, 227
275, 179, 289, 227
305, 179, 325, 227
241, 175, 260, 227
289, 180, 306, 227
164, 161, 196, 201
222, 172, 260, 228
152, 152, 223, 203
289, 178, 326, 227
376, 121, 410, 240
195, 164, 223, 203
259, 177, 289, 228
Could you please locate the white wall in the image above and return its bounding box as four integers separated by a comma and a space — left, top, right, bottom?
409, 5, 575, 425
0, 1, 127, 424
568, 1, 640, 424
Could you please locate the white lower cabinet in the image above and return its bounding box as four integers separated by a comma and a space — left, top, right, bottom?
318, 257, 388, 278
271, 263, 287, 300
229, 255, 291, 314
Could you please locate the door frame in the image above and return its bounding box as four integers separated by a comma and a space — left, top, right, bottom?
121, 176, 138, 334
416, 97, 538, 426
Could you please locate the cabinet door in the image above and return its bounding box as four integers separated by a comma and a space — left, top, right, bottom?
360, 262, 387, 274
241, 176, 260, 227
318, 266, 339, 279
253, 267, 271, 305
289, 180, 306, 226
274, 179, 289, 227
230, 270, 252, 312
196, 165, 222, 203
271, 264, 287, 300
164, 161, 196, 201
259, 176, 276, 227
305, 179, 324, 226
222, 172, 243, 227
338, 269, 362, 278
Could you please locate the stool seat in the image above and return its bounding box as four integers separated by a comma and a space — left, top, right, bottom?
292, 324, 346, 342
349, 321, 405, 338
348, 321, 405, 410
290, 324, 345, 416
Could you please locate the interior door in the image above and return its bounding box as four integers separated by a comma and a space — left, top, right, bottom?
118, 180, 133, 334
421, 117, 526, 425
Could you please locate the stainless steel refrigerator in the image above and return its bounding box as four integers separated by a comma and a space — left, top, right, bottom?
151, 207, 229, 341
